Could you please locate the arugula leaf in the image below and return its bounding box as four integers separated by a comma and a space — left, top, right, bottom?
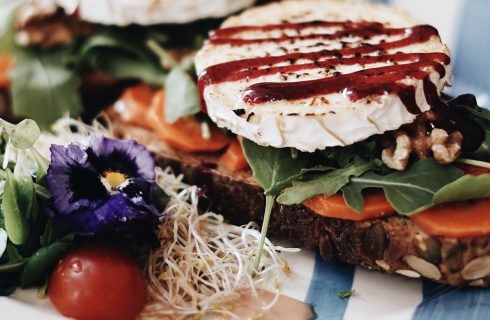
454, 104, 490, 122
343, 159, 463, 215
164, 66, 200, 123
241, 139, 308, 269
241, 139, 308, 194
265, 165, 334, 196
277, 159, 379, 205
337, 289, 355, 299
433, 174, 490, 204
451, 99, 490, 159
321, 140, 378, 167
11, 47, 83, 128
470, 127, 490, 160
80, 28, 165, 86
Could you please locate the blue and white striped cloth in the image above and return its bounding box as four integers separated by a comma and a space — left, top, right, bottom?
281, 249, 490, 320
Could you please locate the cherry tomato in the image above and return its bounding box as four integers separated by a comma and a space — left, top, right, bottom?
49, 246, 147, 320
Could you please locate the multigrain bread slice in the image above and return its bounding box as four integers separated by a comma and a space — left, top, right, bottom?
118, 124, 490, 287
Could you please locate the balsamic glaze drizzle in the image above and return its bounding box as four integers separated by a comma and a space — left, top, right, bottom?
198, 21, 448, 114
198, 20, 483, 150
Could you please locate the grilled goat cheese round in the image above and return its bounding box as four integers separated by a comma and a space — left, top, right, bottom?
55, 0, 255, 25
195, 0, 452, 152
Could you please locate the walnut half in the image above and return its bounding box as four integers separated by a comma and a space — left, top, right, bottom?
430, 128, 463, 164
382, 129, 463, 171
381, 132, 412, 171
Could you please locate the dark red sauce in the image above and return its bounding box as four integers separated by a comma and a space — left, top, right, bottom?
198, 20, 483, 149
242, 61, 444, 114
209, 20, 362, 39
423, 80, 484, 151
198, 22, 446, 110
209, 23, 402, 45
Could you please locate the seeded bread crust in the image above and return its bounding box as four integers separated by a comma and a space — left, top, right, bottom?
120, 125, 490, 287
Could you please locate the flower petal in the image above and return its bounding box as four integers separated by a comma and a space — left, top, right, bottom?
57, 193, 154, 235
117, 178, 160, 216
88, 135, 155, 180
47, 144, 108, 214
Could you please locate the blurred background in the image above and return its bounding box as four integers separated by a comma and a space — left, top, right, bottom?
369, 0, 489, 106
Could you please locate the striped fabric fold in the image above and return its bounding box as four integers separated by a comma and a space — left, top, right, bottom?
302, 255, 489, 320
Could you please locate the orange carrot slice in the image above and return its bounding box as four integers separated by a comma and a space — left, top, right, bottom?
147, 90, 230, 153
303, 191, 395, 221
219, 138, 249, 172
411, 199, 490, 237
114, 84, 155, 128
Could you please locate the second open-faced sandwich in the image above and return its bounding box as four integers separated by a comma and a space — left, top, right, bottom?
0, 0, 256, 125
113, 0, 490, 287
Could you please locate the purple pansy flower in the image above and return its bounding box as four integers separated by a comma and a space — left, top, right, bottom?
46, 135, 160, 235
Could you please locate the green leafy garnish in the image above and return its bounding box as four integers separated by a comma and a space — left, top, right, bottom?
79, 28, 166, 86
241, 139, 307, 269
277, 158, 379, 205
242, 139, 308, 195
451, 97, 490, 160
2, 169, 30, 245
264, 165, 334, 196
343, 158, 463, 215
433, 174, 490, 204
164, 66, 200, 123
20, 233, 75, 288
10, 47, 83, 128
337, 289, 355, 299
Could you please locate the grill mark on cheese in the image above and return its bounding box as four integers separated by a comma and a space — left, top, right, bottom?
198, 21, 450, 116
209, 20, 361, 38
209, 22, 400, 45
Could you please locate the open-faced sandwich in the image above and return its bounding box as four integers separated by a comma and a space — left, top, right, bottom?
0, 0, 255, 125
110, 0, 490, 287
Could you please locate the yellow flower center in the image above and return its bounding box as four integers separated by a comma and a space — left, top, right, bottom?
102, 171, 128, 190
